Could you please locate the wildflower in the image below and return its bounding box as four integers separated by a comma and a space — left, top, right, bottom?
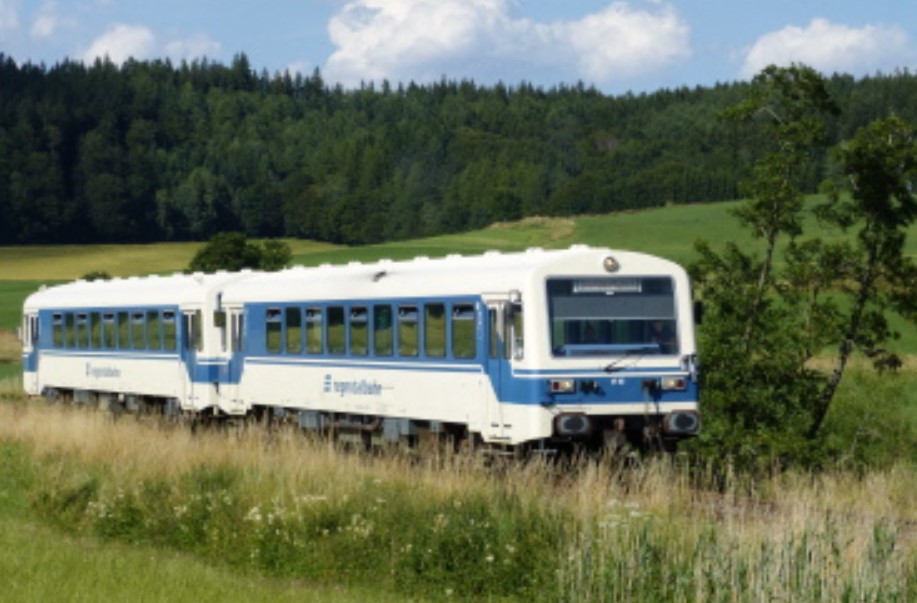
245, 505, 263, 523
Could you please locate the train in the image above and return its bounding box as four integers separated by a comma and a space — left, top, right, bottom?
21, 245, 700, 453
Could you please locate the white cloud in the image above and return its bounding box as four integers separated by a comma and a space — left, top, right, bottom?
30, 1, 69, 39
0, 0, 20, 31
566, 3, 691, 81
741, 18, 910, 79
164, 33, 222, 63
324, 0, 691, 88
30, 14, 55, 38
83, 23, 155, 65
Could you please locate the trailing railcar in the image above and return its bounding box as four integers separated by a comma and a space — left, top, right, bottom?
22, 245, 700, 452
22, 271, 251, 413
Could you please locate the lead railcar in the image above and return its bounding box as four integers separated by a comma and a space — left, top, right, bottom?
22, 245, 700, 453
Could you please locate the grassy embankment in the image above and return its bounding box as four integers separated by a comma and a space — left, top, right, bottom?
1, 200, 917, 600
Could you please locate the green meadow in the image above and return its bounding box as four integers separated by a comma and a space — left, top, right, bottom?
3, 196, 916, 348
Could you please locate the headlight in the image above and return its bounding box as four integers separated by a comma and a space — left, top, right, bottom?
549, 379, 575, 393
660, 376, 687, 391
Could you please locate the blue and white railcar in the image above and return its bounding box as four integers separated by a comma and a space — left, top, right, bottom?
219, 245, 700, 450
22, 271, 250, 412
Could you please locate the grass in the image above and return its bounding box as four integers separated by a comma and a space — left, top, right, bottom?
0, 426, 420, 603
0, 517, 416, 603
0, 399, 914, 602
0, 239, 338, 281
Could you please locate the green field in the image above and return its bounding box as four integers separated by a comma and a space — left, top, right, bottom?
3, 197, 916, 348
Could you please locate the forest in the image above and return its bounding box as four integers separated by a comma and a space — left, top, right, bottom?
2, 52, 916, 246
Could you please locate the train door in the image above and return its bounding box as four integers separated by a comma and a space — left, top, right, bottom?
21, 312, 39, 395
182, 310, 201, 409
483, 296, 521, 441
225, 308, 244, 409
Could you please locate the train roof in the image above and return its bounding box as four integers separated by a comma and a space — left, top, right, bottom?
23, 271, 252, 311
22, 246, 687, 312
220, 245, 685, 305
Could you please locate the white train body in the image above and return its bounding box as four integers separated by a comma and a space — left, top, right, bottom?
22, 246, 700, 450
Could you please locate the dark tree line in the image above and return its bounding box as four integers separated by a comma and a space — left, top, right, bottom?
2, 52, 917, 246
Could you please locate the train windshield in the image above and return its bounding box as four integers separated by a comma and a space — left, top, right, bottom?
547, 277, 678, 357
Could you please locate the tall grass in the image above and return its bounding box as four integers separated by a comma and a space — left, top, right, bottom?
1, 400, 914, 602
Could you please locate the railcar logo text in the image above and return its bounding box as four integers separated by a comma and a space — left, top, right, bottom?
324, 373, 383, 397
86, 363, 122, 378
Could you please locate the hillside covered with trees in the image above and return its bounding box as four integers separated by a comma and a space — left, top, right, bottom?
2, 52, 916, 246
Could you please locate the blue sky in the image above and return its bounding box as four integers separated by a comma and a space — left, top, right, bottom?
2, 0, 915, 94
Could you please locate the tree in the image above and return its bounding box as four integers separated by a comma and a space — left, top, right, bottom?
187, 232, 262, 272
690, 66, 838, 466
720, 64, 839, 352
808, 115, 917, 437
691, 68, 917, 468
260, 239, 292, 271
187, 231, 291, 273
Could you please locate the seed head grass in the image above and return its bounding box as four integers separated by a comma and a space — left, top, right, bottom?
1, 400, 915, 601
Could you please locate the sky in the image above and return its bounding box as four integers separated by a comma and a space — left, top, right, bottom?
1, 0, 916, 95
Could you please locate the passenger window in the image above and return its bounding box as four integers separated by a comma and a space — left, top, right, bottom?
118, 311, 130, 349
131, 312, 145, 349
350, 307, 368, 356
374, 305, 393, 356
214, 310, 227, 352
76, 313, 89, 349
162, 311, 177, 351
147, 311, 161, 350
103, 313, 116, 348
424, 303, 446, 358
286, 307, 302, 354
65, 313, 75, 348
328, 306, 345, 355
452, 304, 476, 359
90, 312, 102, 348
398, 306, 418, 357
52, 313, 64, 347
266, 308, 282, 354
489, 309, 499, 359
193, 310, 203, 352
305, 308, 323, 354
506, 303, 523, 360
230, 312, 244, 353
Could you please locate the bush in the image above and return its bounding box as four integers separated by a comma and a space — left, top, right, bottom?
188, 232, 291, 273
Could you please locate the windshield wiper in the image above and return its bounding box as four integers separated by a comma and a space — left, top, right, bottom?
603, 345, 659, 372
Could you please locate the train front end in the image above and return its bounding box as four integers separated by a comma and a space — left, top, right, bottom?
508, 248, 700, 453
